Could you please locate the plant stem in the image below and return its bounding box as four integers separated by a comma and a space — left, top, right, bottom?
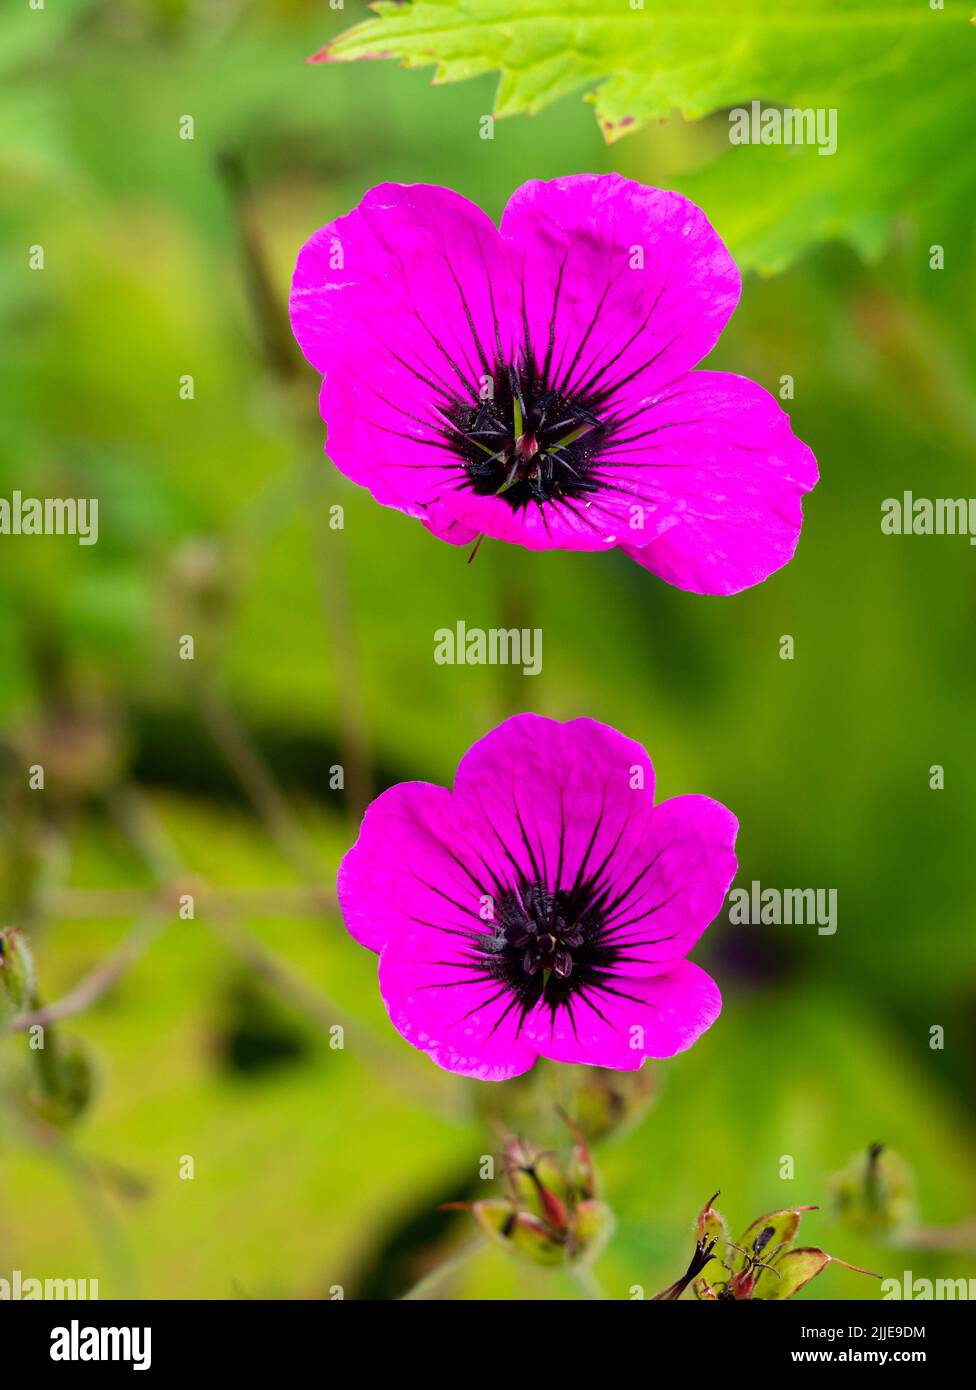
108, 784, 453, 1110
194, 682, 330, 895
571, 1263, 609, 1300
401, 1240, 483, 1301
12, 911, 168, 1032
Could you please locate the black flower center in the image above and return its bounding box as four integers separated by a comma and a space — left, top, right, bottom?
447, 363, 609, 510
484, 880, 617, 1013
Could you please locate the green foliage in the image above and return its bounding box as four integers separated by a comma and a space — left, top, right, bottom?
1, 0, 974, 1299
323, 0, 976, 270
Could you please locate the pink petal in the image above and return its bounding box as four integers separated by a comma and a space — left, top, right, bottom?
290, 176, 818, 589
524, 959, 722, 1068
452, 713, 656, 892
378, 929, 537, 1081
426, 176, 744, 551
335, 715, 734, 1080
499, 174, 740, 410
290, 183, 518, 515
431, 479, 624, 552
337, 781, 492, 955
602, 795, 738, 977
617, 371, 819, 594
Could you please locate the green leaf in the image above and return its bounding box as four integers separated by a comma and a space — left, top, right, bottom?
763, 1247, 830, 1300
318, 0, 976, 272
759, 1242, 880, 1299
732, 1205, 816, 1272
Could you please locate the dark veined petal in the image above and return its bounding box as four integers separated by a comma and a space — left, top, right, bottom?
452, 713, 657, 896
336, 715, 734, 1080
291, 176, 817, 588
290, 182, 519, 514
600, 794, 738, 977
522, 958, 722, 1068
377, 925, 539, 1082
499, 174, 740, 411
615, 372, 819, 594
337, 780, 494, 955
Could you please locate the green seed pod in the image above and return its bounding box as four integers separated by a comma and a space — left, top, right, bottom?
831, 1142, 915, 1239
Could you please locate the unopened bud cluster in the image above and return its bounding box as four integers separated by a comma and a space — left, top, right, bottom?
450, 1119, 613, 1267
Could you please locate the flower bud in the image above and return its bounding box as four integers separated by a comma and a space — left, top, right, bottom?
473, 1063, 658, 1145
29, 1035, 96, 1126
502, 1135, 570, 1228
451, 1121, 612, 1268
0, 927, 36, 1013
831, 1142, 915, 1239
508, 1211, 568, 1266
570, 1200, 614, 1262
561, 1064, 659, 1143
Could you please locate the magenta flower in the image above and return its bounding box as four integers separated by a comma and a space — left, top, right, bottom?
290, 174, 817, 594
337, 714, 737, 1081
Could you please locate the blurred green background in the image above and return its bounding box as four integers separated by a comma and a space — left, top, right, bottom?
1, 0, 974, 1300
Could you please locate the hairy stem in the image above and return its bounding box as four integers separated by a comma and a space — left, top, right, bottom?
401, 1240, 483, 1301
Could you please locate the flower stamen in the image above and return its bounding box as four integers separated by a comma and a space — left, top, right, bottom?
446, 360, 607, 509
